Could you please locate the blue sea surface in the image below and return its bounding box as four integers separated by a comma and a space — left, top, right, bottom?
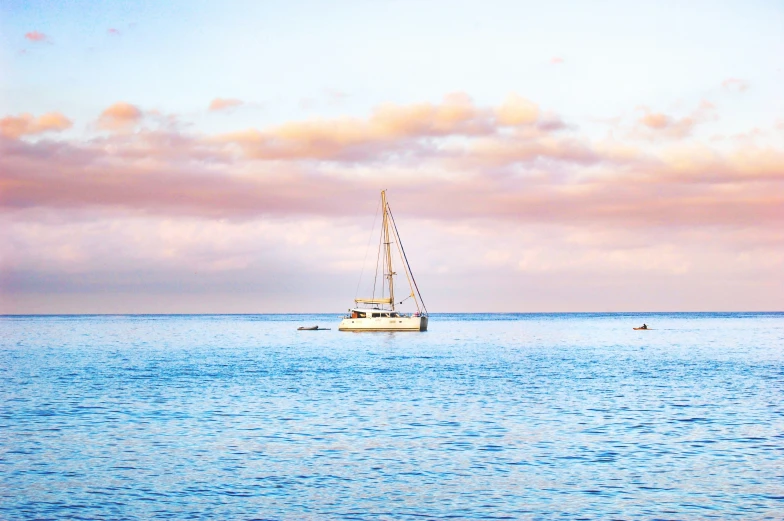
1, 312, 783, 520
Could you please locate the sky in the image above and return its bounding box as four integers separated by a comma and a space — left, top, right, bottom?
1, 0, 783, 313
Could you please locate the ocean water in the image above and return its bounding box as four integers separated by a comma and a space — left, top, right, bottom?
1, 313, 783, 520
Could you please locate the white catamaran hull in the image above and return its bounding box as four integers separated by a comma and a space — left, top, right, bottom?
339, 316, 428, 332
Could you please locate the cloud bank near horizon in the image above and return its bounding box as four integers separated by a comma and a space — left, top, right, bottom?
2, 92, 783, 313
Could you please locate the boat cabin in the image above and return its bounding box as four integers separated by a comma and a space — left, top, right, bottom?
349, 308, 402, 319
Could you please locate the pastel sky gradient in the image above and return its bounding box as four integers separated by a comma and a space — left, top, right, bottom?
1, 0, 783, 313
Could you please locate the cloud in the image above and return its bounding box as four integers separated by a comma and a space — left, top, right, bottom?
208, 98, 244, 111
2, 94, 783, 312
639, 112, 670, 129
722, 78, 749, 93
0, 112, 72, 138
550, 56, 564, 64
2, 95, 782, 230
218, 93, 544, 160
97, 102, 143, 130
634, 100, 716, 140
637, 110, 696, 138
496, 94, 540, 125
24, 31, 48, 42
3, 211, 782, 313
107, 28, 121, 35
2, 128, 782, 232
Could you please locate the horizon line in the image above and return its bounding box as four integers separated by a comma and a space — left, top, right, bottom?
2, 311, 783, 317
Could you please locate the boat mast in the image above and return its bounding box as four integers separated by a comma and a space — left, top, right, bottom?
381, 190, 395, 311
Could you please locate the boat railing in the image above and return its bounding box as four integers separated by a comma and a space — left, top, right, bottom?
341, 312, 426, 319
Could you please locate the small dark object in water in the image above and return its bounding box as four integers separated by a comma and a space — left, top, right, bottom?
297, 326, 331, 331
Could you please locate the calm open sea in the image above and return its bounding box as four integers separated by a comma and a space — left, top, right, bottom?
1, 313, 783, 520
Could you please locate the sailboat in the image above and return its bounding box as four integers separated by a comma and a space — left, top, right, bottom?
339, 190, 429, 332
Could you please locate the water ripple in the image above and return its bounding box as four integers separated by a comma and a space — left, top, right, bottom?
1, 312, 783, 519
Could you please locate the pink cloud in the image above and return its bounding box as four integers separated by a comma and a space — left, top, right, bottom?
0, 112, 72, 139
107, 28, 121, 35
4, 211, 782, 313
2, 126, 782, 231
634, 101, 716, 140
97, 102, 143, 131
496, 94, 540, 125
208, 98, 244, 111
722, 78, 749, 93
639, 112, 670, 129
550, 56, 564, 64
24, 31, 48, 42
218, 93, 543, 160
1, 95, 782, 237
3, 97, 782, 313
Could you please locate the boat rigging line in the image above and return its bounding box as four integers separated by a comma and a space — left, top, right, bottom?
386, 202, 428, 316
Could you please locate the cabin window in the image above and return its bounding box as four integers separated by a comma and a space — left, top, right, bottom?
357, 312, 367, 318
390, 312, 400, 317
372, 313, 380, 318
